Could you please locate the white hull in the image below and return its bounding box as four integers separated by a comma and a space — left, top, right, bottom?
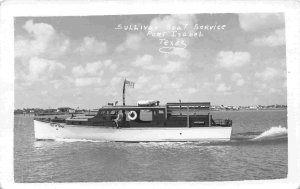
34, 120, 232, 142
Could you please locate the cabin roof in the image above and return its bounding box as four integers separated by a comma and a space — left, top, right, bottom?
100, 102, 211, 111
166, 102, 210, 110
100, 106, 166, 110
166, 102, 211, 106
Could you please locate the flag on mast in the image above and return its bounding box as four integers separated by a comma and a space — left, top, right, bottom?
124, 79, 135, 88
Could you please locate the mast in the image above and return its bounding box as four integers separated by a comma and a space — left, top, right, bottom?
121, 78, 134, 127
123, 79, 126, 106
122, 79, 126, 127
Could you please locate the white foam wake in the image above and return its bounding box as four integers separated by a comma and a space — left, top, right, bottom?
55, 138, 107, 143
251, 126, 287, 141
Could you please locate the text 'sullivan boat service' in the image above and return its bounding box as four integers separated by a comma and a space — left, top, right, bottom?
34, 79, 233, 142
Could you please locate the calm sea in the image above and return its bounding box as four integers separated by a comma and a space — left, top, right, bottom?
14, 110, 287, 182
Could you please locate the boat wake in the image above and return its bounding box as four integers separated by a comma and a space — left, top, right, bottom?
250, 126, 287, 141
54, 138, 108, 143
230, 125, 287, 143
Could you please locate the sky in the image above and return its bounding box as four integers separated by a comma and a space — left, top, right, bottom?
14, 13, 287, 109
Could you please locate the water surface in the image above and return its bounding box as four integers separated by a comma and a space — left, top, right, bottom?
14, 110, 287, 182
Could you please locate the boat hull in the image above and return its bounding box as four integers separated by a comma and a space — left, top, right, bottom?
34, 120, 232, 142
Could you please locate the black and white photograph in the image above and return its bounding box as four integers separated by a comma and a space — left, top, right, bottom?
0, 0, 300, 188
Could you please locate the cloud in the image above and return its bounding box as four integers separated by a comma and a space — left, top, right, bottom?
214, 74, 222, 82
23, 19, 55, 37
231, 73, 245, 86
74, 77, 103, 87
71, 59, 118, 87
110, 77, 123, 87
16, 57, 66, 86
76, 36, 107, 55
170, 82, 182, 89
144, 60, 183, 73
138, 75, 151, 84
115, 33, 143, 52
15, 20, 70, 58
98, 77, 123, 97
149, 14, 197, 34
105, 72, 132, 91
109, 64, 117, 71
256, 82, 267, 89
168, 48, 191, 60
72, 59, 115, 77
104, 59, 112, 67
72, 61, 104, 77
216, 83, 231, 92
239, 13, 285, 48
251, 28, 285, 47
103, 59, 117, 70
162, 61, 183, 73
187, 88, 198, 94
259, 58, 286, 68
148, 14, 197, 51
160, 74, 170, 83
41, 91, 48, 96
217, 51, 251, 68
149, 15, 176, 32
117, 71, 131, 77
236, 79, 245, 86
238, 13, 284, 32
269, 88, 281, 94
149, 84, 162, 92
131, 54, 184, 73
135, 75, 152, 89
26, 57, 65, 81
50, 80, 63, 89
203, 82, 213, 87
131, 54, 153, 66
255, 67, 280, 81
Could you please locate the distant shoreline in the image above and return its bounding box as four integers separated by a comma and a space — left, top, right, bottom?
211, 108, 287, 112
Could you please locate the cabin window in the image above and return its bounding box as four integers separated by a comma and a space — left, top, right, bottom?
110, 110, 116, 115
100, 111, 108, 116
139, 110, 152, 121
153, 110, 164, 115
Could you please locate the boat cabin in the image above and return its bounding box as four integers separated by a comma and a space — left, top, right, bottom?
64, 102, 232, 128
